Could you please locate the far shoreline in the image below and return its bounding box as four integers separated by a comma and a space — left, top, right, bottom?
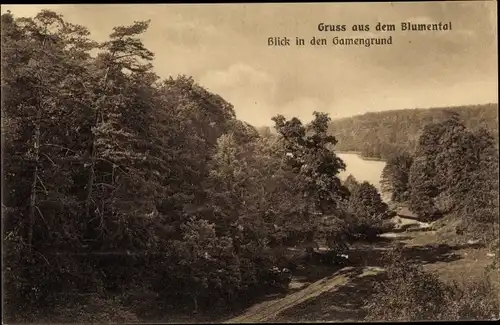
336, 151, 386, 162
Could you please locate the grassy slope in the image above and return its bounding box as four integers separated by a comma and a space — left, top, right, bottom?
269, 227, 498, 322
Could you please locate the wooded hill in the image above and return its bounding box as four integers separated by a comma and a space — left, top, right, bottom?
328, 104, 498, 159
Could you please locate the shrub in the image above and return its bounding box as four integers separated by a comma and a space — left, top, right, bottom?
444, 274, 500, 320
365, 249, 451, 321
366, 248, 500, 321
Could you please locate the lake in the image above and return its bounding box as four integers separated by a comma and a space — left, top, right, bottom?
337, 153, 389, 201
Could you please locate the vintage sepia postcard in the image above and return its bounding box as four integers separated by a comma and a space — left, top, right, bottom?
1, 1, 498, 323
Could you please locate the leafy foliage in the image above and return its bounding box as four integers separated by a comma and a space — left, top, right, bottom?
273, 112, 349, 216
407, 116, 499, 230
378, 113, 498, 243
343, 180, 392, 240
2, 10, 361, 322
366, 248, 499, 321
271, 112, 350, 249
3, 9, 497, 324
381, 152, 413, 202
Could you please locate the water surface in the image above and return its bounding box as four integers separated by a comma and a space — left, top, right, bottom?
337, 153, 388, 200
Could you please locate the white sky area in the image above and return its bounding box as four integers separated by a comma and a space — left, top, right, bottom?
2, 2, 497, 126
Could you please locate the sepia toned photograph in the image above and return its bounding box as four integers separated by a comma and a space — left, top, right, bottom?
1, 1, 498, 323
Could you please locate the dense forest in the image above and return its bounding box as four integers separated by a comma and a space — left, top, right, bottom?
329, 104, 499, 159
1, 10, 390, 322
2, 10, 498, 323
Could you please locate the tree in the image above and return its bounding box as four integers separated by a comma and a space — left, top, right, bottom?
83, 19, 155, 227
271, 112, 350, 250
408, 115, 498, 225
407, 119, 456, 221
456, 128, 499, 243
346, 181, 390, 239
168, 217, 241, 313
344, 174, 359, 193
348, 182, 389, 219
2, 9, 103, 318
381, 152, 414, 202
408, 156, 441, 222
273, 112, 349, 215
205, 129, 295, 253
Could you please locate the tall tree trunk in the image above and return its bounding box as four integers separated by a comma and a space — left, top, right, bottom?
84, 67, 110, 220
193, 294, 199, 314
27, 106, 42, 253
27, 30, 48, 253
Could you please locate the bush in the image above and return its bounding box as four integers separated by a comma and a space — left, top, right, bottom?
366, 248, 500, 321
50, 295, 141, 324
344, 181, 392, 241
365, 249, 451, 321
445, 275, 500, 320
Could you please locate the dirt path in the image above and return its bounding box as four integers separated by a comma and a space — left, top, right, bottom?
223, 215, 453, 323
224, 266, 385, 323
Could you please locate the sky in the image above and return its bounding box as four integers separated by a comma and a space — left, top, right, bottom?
2, 2, 498, 126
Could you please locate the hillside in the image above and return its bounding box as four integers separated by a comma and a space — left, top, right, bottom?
329, 104, 499, 159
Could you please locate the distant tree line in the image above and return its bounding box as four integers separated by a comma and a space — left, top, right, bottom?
329, 104, 498, 160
